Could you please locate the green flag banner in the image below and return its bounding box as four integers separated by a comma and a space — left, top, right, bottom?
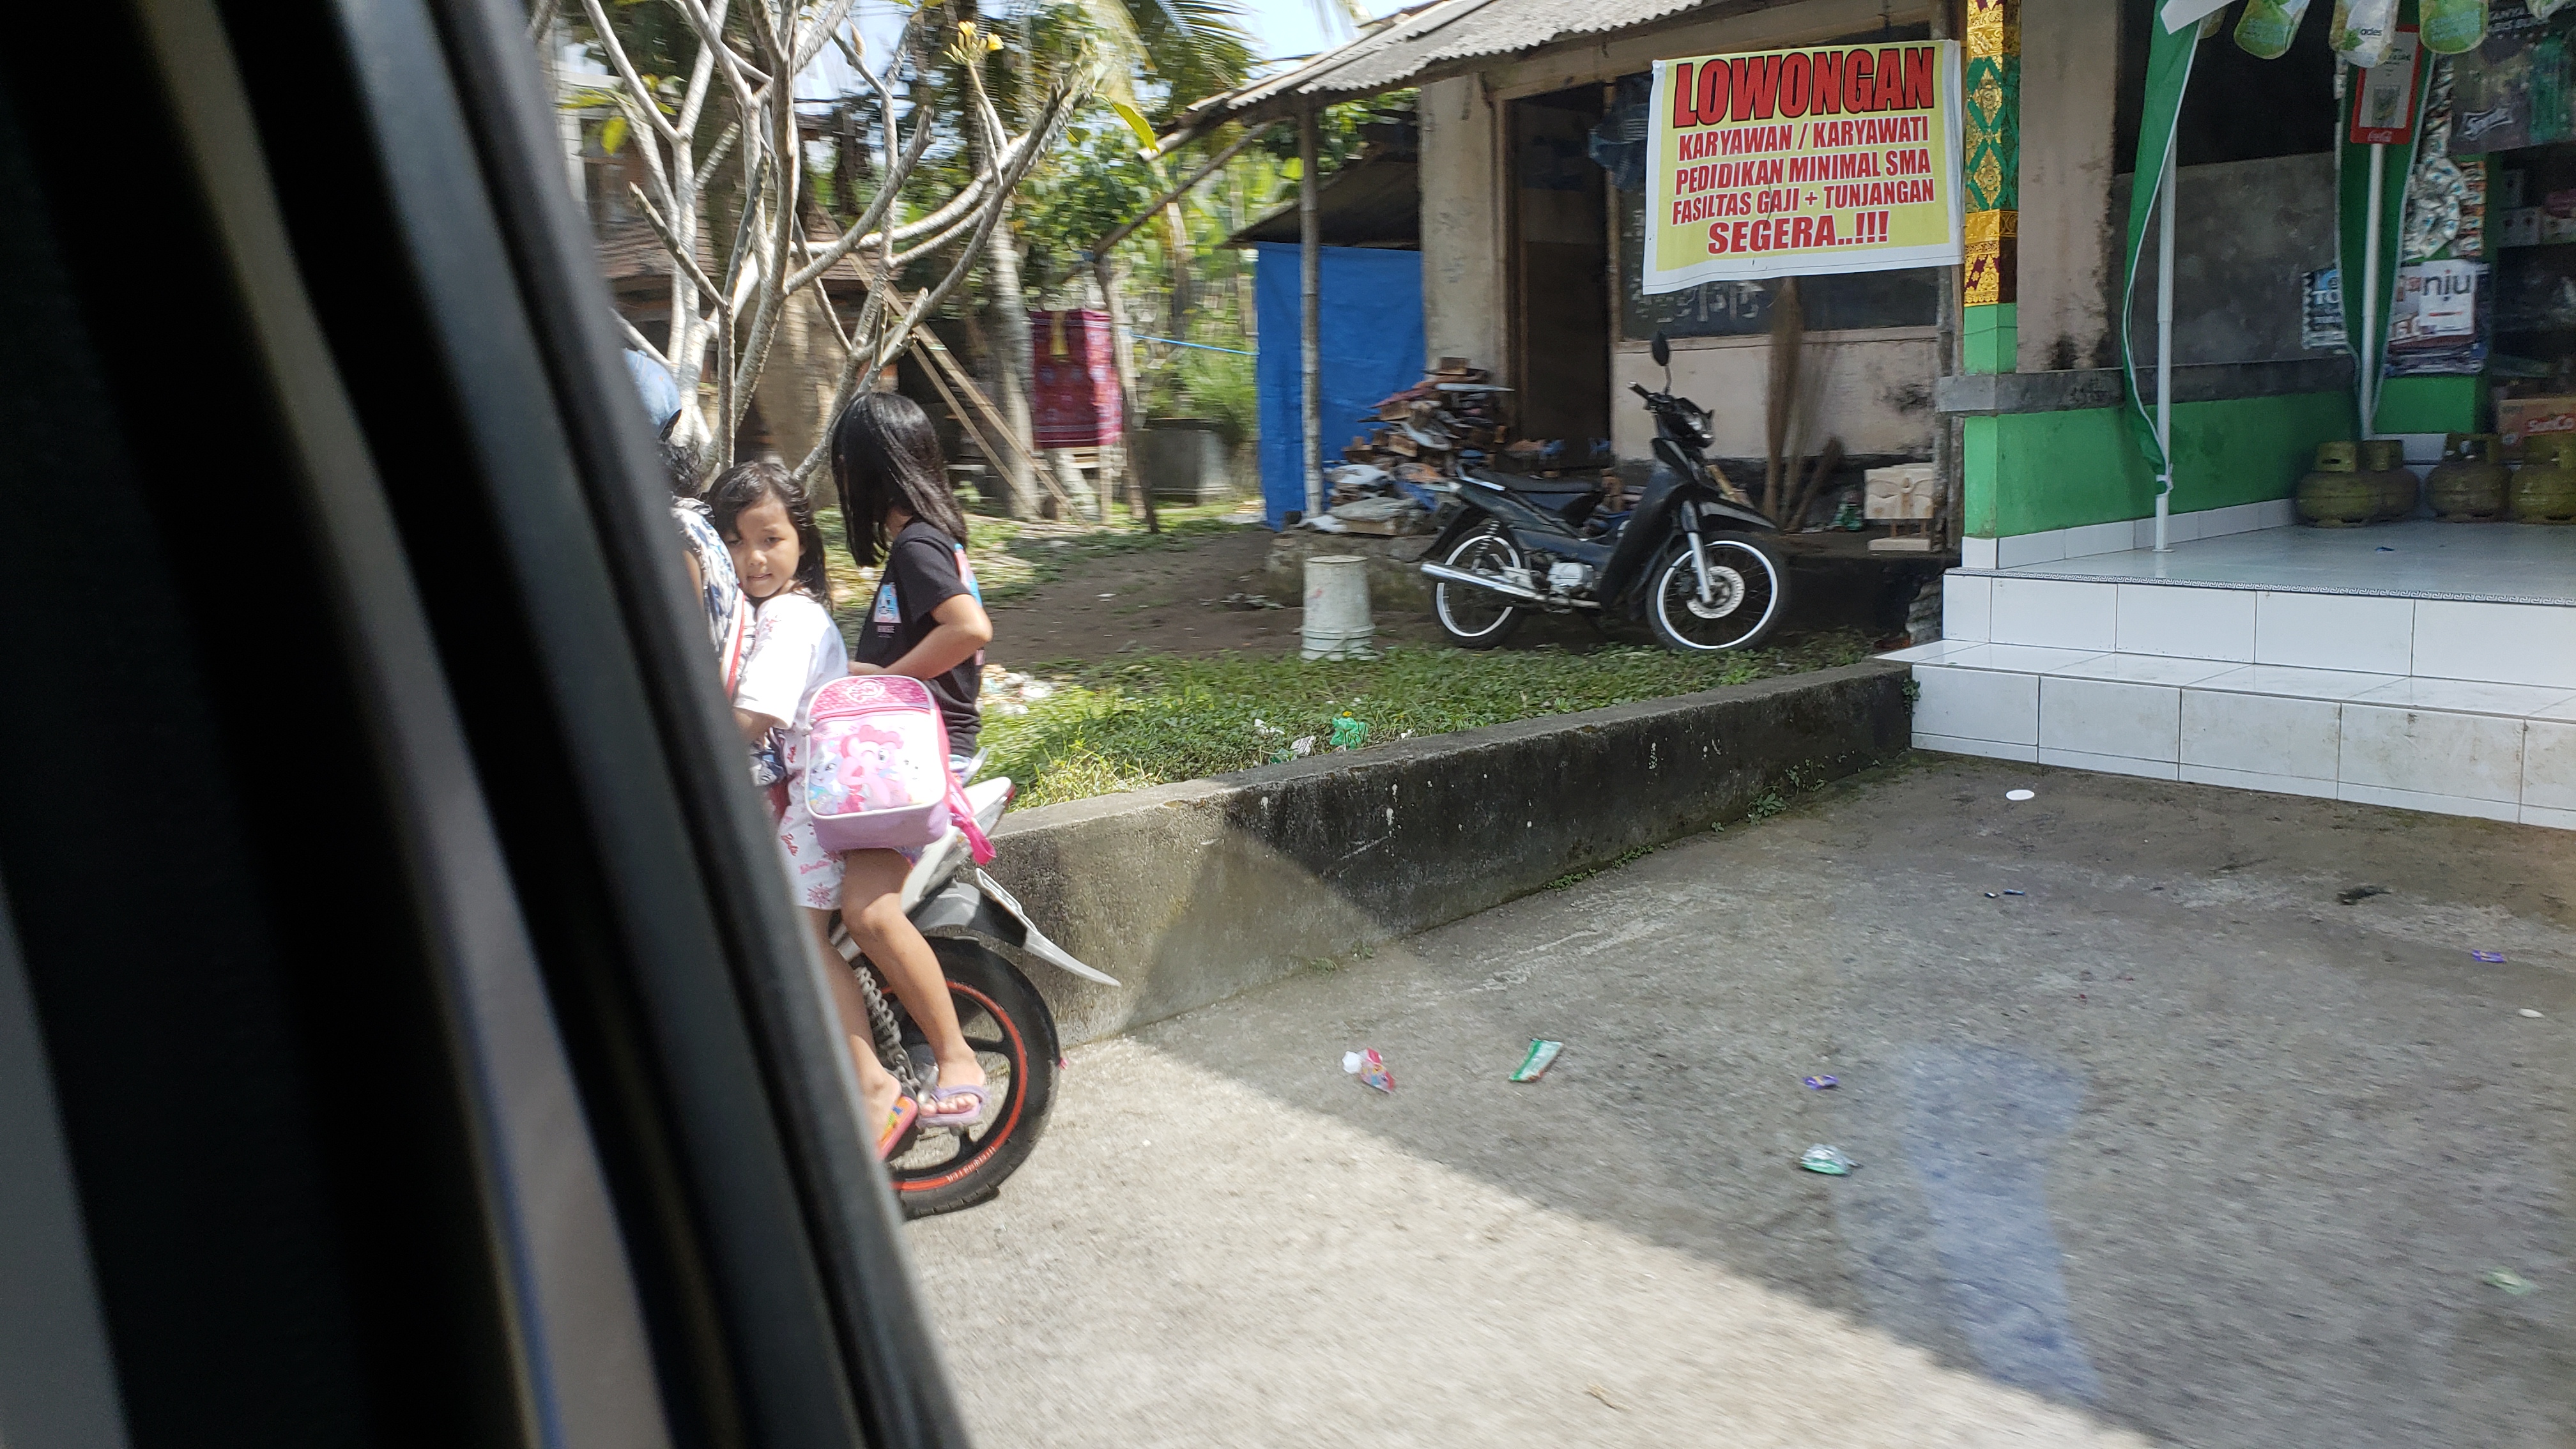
2117, 13, 2202, 475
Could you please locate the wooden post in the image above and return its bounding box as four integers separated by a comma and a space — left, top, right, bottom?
1299, 101, 1323, 519
1093, 254, 1159, 532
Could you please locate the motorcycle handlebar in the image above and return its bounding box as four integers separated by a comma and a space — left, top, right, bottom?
1630, 383, 1698, 417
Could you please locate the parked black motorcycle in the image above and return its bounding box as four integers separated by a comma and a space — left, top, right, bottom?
1420, 332, 1790, 653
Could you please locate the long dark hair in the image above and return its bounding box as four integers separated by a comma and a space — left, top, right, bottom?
707, 460, 831, 602
830, 390, 966, 568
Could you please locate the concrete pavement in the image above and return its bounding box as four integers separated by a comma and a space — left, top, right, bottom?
910, 756, 2575, 1448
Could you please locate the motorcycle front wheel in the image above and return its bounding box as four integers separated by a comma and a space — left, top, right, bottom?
878, 939, 1057, 1218
1647, 533, 1789, 653
1432, 525, 1527, 649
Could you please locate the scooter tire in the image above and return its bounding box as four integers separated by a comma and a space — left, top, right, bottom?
1431, 526, 1528, 650
1646, 533, 1789, 654
884, 939, 1058, 1218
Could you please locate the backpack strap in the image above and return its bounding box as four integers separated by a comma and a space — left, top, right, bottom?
717, 596, 755, 698
946, 772, 995, 864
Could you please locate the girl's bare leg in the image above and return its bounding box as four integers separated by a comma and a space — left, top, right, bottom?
838, 850, 986, 1092
806, 907, 905, 1128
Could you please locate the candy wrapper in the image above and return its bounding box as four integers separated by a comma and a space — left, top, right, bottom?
1509, 1039, 1565, 1082
1799, 1144, 1857, 1176
1342, 1048, 1395, 1093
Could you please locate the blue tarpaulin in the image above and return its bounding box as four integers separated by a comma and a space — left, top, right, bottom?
1252, 243, 1424, 529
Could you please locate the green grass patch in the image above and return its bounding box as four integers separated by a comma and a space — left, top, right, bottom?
983, 634, 1876, 809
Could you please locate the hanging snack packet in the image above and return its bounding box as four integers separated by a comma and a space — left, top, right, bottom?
2421, 0, 2489, 54
2235, 0, 2314, 59
2331, 0, 2398, 69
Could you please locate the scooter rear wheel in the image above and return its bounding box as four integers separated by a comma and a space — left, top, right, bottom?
1432, 526, 1527, 649
878, 939, 1057, 1218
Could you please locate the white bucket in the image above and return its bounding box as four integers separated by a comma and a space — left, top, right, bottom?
1301, 555, 1376, 660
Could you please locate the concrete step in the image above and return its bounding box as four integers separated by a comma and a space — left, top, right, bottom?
1940, 569, 2576, 691
1885, 641, 2576, 830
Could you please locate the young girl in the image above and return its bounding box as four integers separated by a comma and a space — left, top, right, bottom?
829, 392, 995, 1131
711, 460, 922, 1154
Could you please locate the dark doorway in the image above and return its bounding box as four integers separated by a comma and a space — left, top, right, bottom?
1508, 85, 1611, 449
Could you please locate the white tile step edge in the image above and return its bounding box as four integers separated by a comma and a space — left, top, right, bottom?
1934, 575, 2576, 692
1886, 645, 2576, 831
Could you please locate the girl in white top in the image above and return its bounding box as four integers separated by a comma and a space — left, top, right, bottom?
712, 461, 919, 1154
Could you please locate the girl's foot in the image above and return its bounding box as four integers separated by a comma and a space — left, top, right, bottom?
857, 1065, 904, 1133
917, 1049, 991, 1127
875, 1096, 919, 1159
917, 1083, 990, 1129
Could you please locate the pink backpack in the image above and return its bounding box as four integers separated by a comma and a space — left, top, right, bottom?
802, 675, 993, 862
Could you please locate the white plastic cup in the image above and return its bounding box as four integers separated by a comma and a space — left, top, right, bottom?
1301, 555, 1375, 661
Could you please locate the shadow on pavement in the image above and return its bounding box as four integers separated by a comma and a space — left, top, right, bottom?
1121, 756, 2576, 1448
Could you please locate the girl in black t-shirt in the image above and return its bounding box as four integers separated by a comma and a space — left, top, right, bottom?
825, 393, 997, 1134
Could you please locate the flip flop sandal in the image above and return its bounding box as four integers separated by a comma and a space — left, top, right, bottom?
875, 1096, 919, 1160
917, 1082, 990, 1130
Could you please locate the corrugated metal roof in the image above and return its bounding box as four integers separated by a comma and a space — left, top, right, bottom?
1165, 0, 1795, 137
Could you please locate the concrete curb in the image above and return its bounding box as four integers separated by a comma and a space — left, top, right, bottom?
985, 659, 1912, 1046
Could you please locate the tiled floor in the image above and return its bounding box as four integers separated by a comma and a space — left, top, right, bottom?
1887, 642, 2576, 829
1913, 521, 2576, 826
1965, 519, 2576, 605
1943, 542, 2576, 691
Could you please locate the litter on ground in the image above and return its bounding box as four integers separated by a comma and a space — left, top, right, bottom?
2520, 1009, 2545, 1019
1342, 1048, 1395, 1092
1798, 1144, 1857, 1175
2483, 1269, 2536, 1296
2005, 789, 2036, 802
1509, 1039, 1565, 1082
2473, 951, 2506, 963
1804, 1075, 1838, 1090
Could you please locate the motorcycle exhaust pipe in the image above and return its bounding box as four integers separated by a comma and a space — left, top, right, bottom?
1420, 560, 1547, 604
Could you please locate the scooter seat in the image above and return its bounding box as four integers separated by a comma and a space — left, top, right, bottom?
899, 777, 1013, 914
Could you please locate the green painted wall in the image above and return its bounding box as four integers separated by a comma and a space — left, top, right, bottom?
2376, 376, 2484, 435
1963, 302, 2016, 375
1965, 390, 2356, 537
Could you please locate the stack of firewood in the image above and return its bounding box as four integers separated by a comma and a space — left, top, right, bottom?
1335, 356, 1508, 489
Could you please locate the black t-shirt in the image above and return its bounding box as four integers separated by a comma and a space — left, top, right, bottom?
854, 519, 983, 755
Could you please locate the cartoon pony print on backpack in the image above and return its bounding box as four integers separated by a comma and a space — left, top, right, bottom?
845, 723, 928, 809
802, 673, 992, 861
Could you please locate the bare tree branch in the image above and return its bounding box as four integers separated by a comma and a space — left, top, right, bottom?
614, 312, 671, 367
791, 82, 1082, 483
574, 0, 680, 144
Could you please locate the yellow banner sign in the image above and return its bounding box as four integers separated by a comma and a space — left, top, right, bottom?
1643, 41, 1964, 293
